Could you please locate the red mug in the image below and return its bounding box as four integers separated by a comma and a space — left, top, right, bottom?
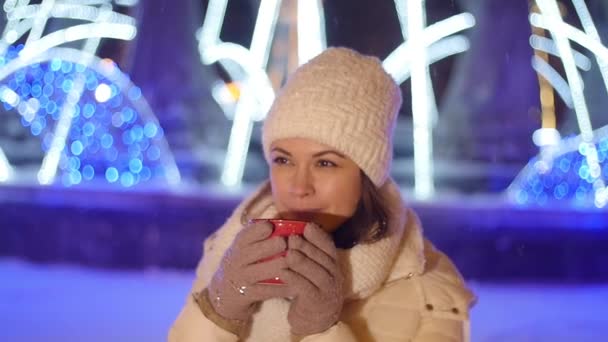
254, 219, 307, 284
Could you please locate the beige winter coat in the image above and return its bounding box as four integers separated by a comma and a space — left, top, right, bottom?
169, 179, 476, 341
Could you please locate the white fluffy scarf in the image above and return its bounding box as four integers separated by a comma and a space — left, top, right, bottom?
197, 179, 426, 341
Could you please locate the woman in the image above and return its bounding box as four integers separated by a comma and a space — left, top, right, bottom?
170, 47, 475, 341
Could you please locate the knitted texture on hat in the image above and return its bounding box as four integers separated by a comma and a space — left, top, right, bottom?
262, 47, 402, 187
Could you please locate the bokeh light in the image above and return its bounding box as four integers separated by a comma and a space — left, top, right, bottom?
512, 135, 608, 208
0, 44, 174, 187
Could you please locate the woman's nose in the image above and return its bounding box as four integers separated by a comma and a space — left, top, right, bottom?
289, 167, 314, 197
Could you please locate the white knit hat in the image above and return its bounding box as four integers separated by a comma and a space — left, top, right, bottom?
262, 47, 402, 187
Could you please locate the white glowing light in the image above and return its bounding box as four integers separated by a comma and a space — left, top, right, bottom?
223, 0, 281, 187
0, 86, 20, 107
406, 0, 433, 199
200, 0, 330, 186
95, 83, 112, 103
530, 34, 592, 71
17, 97, 41, 122
3, 0, 18, 12
198, 0, 227, 48
530, 14, 608, 68
5, 28, 20, 43
211, 81, 237, 120
201, 44, 276, 117
394, 0, 409, 40
26, 0, 55, 46
532, 128, 561, 147
49, 4, 136, 25
1, 20, 33, 46
19, 23, 136, 59
383, 12, 476, 84
115, 0, 138, 6
1, 2, 138, 58
221, 89, 257, 187
390, 35, 470, 98
571, 0, 608, 95
531, 55, 574, 108
385, 2, 475, 199
297, 0, 326, 65
0, 147, 13, 182
249, 0, 280, 66
199, 0, 283, 187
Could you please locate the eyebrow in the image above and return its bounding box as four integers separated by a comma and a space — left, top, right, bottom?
270, 147, 345, 159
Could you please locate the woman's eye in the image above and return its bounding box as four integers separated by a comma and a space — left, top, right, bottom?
272, 156, 289, 165
318, 159, 337, 167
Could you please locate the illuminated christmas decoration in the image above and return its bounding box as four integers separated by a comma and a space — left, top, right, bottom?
0, 144, 11, 182
384, 2, 475, 199
199, 0, 476, 198
510, 0, 608, 208
198, 0, 326, 187
0, 0, 180, 187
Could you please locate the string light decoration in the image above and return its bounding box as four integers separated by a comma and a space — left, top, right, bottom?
199, 0, 476, 198
0, 0, 180, 187
509, 0, 608, 208
510, 130, 608, 208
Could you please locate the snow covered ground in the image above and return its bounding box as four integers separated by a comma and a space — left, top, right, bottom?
1, 258, 606, 342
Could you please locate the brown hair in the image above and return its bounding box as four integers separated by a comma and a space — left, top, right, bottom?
332, 172, 389, 249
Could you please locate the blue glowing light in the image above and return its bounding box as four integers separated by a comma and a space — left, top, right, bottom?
121, 108, 135, 123
82, 165, 95, 180
140, 166, 151, 181
50, 58, 62, 71
106, 167, 119, 183
69, 170, 82, 185
511, 134, 608, 207
31, 84, 42, 97
0, 45, 176, 188
128, 86, 142, 101
130, 125, 143, 141
106, 147, 118, 162
42, 84, 54, 97
129, 158, 143, 174
82, 122, 95, 136
61, 79, 73, 93
70, 141, 84, 155
83, 103, 95, 118
68, 157, 81, 170
46, 101, 57, 114
61, 61, 73, 74
144, 122, 157, 138
128, 144, 141, 158
100, 133, 113, 149
147, 145, 161, 161
30, 121, 43, 136
120, 172, 135, 187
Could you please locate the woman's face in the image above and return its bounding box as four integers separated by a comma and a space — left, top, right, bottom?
269, 138, 362, 233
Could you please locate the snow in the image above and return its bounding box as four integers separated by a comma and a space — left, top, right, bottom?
1, 258, 606, 342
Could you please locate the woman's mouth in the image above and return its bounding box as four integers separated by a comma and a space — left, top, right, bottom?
283, 210, 320, 222
279, 210, 348, 232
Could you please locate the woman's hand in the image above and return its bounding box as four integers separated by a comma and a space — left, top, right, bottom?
283, 223, 344, 335
208, 221, 291, 322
